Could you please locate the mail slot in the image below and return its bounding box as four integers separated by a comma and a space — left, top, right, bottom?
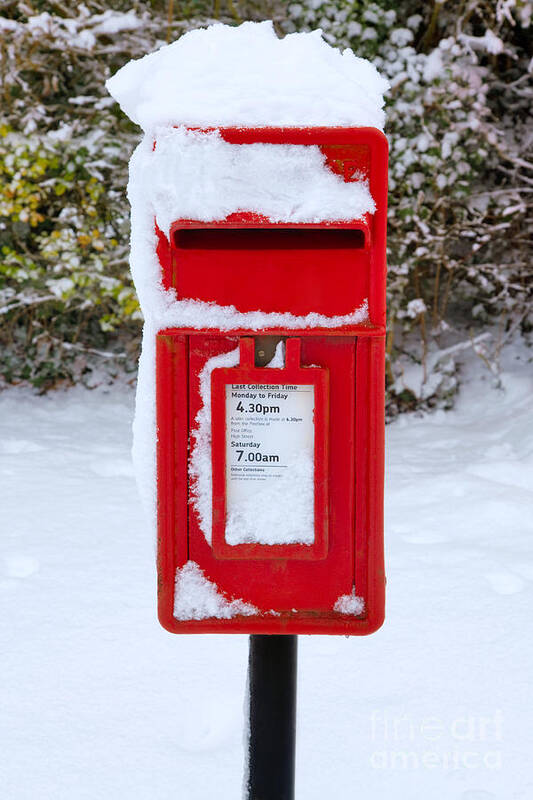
166, 226, 368, 317
156, 126, 387, 635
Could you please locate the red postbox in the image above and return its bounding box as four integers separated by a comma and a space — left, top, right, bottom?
156, 126, 387, 635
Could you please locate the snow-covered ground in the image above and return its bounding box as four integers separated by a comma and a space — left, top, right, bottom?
1, 348, 532, 800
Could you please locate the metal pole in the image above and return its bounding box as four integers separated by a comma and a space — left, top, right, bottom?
246, 634, 298, 800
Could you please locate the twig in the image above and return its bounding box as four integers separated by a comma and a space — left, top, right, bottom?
0, 295, 57, 316
166, 0, 175, 44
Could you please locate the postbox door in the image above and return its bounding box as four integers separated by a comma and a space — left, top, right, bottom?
186, 333, 357, 612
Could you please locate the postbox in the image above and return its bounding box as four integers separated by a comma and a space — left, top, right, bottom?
156, 126, 387, 635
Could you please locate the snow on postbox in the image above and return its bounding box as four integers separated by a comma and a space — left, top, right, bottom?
106, 21, 389, 636
154, 126, 387, 634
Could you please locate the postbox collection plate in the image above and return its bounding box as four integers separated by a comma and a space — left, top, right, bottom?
211, 337, 329, 561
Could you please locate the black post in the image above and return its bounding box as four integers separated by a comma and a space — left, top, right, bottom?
246, 634, 298, 800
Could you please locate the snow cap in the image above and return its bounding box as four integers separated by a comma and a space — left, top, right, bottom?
106, 20, 389, 132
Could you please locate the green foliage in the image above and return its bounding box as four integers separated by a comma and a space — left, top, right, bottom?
0, 124, 140, 388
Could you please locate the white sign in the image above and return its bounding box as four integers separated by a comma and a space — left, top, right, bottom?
224, 383, 315, 546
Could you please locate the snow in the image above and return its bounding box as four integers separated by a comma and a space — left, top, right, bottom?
405, 297, 427, 318
25, 12, 97, 50
153, 296, 369, 332
225, 450, 315, 546
89, 10, 143, 36
106, 21, 389, 132
174, 561, 257, 620
1, 347, 532, 798
144, 127, 375, 236
190, 346, 240, 546
334, 588, 365, 615
1, 8, 145, 49
423, 48, 444, 83
0, 18, 18, 31
459, 30, 505, 56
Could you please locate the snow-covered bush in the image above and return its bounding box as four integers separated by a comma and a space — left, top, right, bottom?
0, 127, 136, 387
0, 1, 231, 388
1, 0, 531, 406
0, 4, 155, 387
286, 0, 532, 413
